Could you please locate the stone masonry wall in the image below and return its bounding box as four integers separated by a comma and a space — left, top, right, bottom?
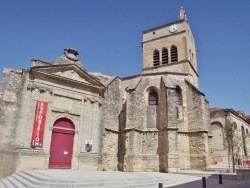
123, 130, 160, 172
189, 132, 209, 170
124, 76, 162, 171
0, 68, 27, 178
178, 133, 190, 169
141, 131, 159, 171
0, 69, 26, 150
186, 83, 206, 132
205, 100, 213, 166
143, 34, 187, 70
102, 77, 122, 170
165, 87, 180, 171
0, 151, 20, 179
186, 81, 210, 169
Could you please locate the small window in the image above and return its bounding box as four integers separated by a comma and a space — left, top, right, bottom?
171, 46, 178, 62
175, 86, 182, 105
233, 122, 237, 130
241, 125, 245, 133
149, 90, 158, 105
162, 48, 168, 64
153, 50, 160, 66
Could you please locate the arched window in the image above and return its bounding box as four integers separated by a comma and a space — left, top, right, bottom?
149, 90, 158, 105
162, 48, 168, 64
175, 86, 183, 119
171, 46, 178, 62
175, 86, 182, 105
211, 122, 224, 150
233, 122, 237, 130
153, 50, 160, 66
246, 129, 249, 135
241, 126, 245, 133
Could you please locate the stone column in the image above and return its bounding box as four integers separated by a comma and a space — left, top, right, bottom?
167, 127, 180, 172
166, 88, 180, 172
123, 129, 142, 172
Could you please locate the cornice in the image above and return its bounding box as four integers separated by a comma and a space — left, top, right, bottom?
30, 70, 104, 94
143, 19, 185, 34
142, 30, 186, 44
122, 69, 189, 81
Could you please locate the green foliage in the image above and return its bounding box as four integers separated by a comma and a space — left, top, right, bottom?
224, 118, 243, 172
225, 119, 242, 151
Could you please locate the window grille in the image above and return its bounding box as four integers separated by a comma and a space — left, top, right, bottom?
171, 46, 178, 62
153, 50, 160, 66
162, 48, 168, 64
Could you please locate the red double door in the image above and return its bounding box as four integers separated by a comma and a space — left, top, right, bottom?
49, 118, 75, 169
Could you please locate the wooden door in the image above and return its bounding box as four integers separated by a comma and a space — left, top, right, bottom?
49, 118, 75, 169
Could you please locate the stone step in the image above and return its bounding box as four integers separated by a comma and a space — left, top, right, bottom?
207, 162, 235, 173
6, 175, 26, 188
24, 172, 164, 185
22, 170, 165, 184
7, 170, 173, 188
211, 164, 232, 167
11, 173, 43, 188
11, 174, 42, 188
0, 181, 5, 188
98, 183, 163, 188
79, 182, 159, 188
1, 178, 15, 188
212, 162, 232, 166
206, 168, 231, 173
92, 180, 173, 188
16, 171, 75, 187
173, 171, 236, 180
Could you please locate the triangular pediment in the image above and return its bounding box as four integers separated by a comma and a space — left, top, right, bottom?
52, 70, 88, 83
30, 64, 104, 89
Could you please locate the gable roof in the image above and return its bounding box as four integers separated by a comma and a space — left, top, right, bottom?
30, 64, 105, 92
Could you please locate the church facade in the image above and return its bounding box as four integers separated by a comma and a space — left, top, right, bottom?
0, 8, 211, 178
210, 108, 250, 164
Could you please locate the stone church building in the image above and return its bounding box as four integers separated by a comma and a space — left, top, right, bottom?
210, 108, 250, 164
0, 7, 211, 178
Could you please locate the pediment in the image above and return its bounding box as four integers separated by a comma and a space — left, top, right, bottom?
52, 70, 89, 83
30, 64, 104, 89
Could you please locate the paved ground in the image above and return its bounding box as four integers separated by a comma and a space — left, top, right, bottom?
140, 170, 250, 188
167, 172, 250, 188
31, 169, 250, 188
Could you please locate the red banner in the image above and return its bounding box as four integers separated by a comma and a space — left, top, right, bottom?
31, 101, 48, 148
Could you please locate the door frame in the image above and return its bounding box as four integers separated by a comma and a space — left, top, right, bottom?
48, 118, 75, 169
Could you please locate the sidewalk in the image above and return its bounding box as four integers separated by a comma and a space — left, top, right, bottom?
165, 170, 250, 188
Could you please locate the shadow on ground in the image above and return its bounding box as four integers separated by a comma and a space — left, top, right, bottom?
168, 174, 250, 188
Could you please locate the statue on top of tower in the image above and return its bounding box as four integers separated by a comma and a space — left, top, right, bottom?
180, 6, 188, 21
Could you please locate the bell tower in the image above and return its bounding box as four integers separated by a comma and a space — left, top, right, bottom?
141, 7, 199, 88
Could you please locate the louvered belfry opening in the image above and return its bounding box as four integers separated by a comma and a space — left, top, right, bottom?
153, 50, 160, 66
171, 46, 178, 62
162, 48, 168, 64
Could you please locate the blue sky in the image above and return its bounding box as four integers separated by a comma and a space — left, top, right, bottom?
0, 0, 250, 114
